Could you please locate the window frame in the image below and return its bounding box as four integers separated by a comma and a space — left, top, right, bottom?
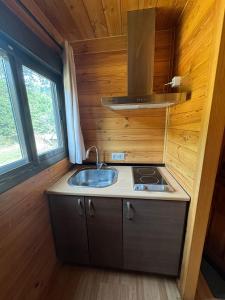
22, 63, 65, 160
0, 34, 67, 193
0, 50, 28, 174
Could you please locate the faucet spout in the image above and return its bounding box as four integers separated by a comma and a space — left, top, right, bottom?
86, 146, 102, 169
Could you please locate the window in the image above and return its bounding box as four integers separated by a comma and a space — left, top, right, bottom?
0, 50, 27, 173
0, 35, 67, 193
23, 66, 62, 155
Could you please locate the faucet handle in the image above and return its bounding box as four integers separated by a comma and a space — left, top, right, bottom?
97, 162, 107, 169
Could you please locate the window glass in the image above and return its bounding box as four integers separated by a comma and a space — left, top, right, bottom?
0, 50, 27, 172
23, 66, 62, 155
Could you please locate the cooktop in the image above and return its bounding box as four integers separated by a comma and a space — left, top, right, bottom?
132, 166, 174, 192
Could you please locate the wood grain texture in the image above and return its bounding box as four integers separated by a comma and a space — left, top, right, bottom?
123, 199, 187, 276
42, 264, 181, 300
29, 0, 187, 41
48, 195, 89, 264
0, 159, 70, 300
85, 197, 122, 268
164, 0, 215, 194
164, 0, 225, 299
75, 30, 174, 163
102, 0, 122, 35
72, 35, 127, 55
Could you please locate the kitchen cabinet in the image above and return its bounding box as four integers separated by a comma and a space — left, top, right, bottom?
123, 199, 187, 276
48, 194, 187, 276
48, 194, 89, 264
85, 197, 122, 268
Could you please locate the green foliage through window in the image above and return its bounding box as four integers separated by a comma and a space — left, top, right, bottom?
0, 52, 23, 166
23, 66, 61, 155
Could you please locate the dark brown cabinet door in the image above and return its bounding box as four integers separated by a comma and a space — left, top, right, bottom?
85, 197, 122, 268
123, 199, 187, 276
48, 194, 89, 264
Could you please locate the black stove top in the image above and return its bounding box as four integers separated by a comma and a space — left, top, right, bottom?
132, 166, 174, 192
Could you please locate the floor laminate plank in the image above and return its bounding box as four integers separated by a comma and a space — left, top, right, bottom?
42, 265, 180, 300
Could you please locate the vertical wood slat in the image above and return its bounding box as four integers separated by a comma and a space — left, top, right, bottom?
102, 0, 122, 35
64, 0, 95, 39
82, 0, 108, 38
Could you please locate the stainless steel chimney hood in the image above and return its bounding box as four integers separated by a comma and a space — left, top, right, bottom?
102, 8, 189, 110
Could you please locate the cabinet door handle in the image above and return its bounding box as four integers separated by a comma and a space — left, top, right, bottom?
77, 198, 84, 216
126, 201, 134, 220
88, 199, 95, 217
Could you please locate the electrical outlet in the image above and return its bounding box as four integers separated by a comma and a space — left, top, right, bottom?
111, 152, 125, 160
171, 76, 182, 88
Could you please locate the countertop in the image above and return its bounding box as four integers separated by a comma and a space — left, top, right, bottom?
47, 166, 190, 201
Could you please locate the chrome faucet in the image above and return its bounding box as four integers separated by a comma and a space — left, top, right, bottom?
86, 146, 105, 169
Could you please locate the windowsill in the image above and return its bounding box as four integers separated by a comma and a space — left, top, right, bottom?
0, 149, 68, 194
0, 158, 28, 175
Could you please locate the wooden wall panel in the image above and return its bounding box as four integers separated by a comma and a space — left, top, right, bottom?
164, 1, 215, 194
0, 159, 70, 300
164, 1, 225, 299
74, 30, 174, 163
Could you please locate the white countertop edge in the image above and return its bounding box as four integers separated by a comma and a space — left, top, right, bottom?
47, 166, 190, 202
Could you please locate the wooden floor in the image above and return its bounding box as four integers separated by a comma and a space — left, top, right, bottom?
42, 264, 181, 300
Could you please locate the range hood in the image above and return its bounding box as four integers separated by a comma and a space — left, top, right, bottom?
102, 8, 188, 110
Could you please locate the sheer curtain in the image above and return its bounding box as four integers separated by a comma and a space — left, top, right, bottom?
63, 41, 85, 164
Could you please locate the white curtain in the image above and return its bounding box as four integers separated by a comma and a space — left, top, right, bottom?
63, 41, 86, 164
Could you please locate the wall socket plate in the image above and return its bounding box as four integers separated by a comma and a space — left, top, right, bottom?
111, 152, 125, 160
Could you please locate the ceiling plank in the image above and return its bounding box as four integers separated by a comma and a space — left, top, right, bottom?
18, 0, 188, 42
102, 0, 122, 35
33, 0, 83, 40
121, 0, 139, 34
63, 0, 95, 39
82, 0, 108, 37
18, 0, 64, 46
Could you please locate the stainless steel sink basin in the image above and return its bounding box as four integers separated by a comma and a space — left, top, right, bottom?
68, 167, 118, 188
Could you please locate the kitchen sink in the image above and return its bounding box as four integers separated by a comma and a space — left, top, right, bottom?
68, 166, 118, 188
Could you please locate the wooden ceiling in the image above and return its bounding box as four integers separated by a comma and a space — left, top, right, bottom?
30, 0, 188, 42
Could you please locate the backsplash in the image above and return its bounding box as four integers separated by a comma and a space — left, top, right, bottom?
74, 30, 174, 163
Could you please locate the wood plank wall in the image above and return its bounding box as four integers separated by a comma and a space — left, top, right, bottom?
164, 0, 223, 299
0, 159, 70, 300
73, 30, 174, 163
164, 0, 215, 194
